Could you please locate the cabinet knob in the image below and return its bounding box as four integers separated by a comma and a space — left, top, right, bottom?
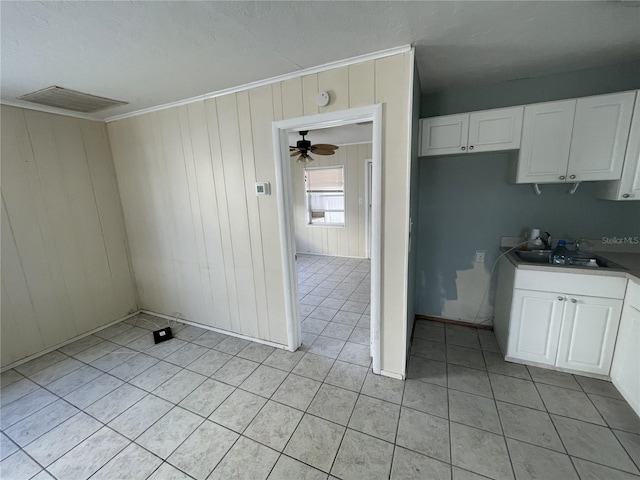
569, 175, 576, 180
557, 296, 564, 301
461, 146, 466, 151
623, 193, 630, 198
469, 145, 474, 150
559, 176, 566, 181
570, 298, 577, 304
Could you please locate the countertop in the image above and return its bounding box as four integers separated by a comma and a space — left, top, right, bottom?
502, 247, 640, 282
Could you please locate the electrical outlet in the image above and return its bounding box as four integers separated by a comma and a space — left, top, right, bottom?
475, 250, 486, 264
153, 327, 173, 344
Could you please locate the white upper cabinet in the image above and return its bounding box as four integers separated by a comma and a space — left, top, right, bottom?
516, 100, 576, 183
420, 106, 523, 156
516, 91, 636, 184
419, 114, 468, 156
568, 91, 636, 182
598, 90, 640, 200
467, 107, 524, 153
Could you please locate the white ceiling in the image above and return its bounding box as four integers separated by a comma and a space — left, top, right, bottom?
2, 1, 639, 121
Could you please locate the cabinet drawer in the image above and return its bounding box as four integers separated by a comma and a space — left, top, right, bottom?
627, 278, 640, 310
514, 269, 627, 299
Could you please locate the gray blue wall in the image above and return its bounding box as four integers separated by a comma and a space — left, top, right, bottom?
415, 61, 640, 321
406, 62, 421, 356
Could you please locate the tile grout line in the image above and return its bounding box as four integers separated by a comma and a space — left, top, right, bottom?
411, 318, 640, 478
3, 326, 281, 479
4, 260, 637, 480
284, 254, 371, 477
483, 338, 517, 480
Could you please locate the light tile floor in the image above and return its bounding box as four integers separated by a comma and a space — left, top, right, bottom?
1, 254, 638, 479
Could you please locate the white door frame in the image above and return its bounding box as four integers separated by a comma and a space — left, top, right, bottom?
272, 104, 383, 374
364, 159, 373, 259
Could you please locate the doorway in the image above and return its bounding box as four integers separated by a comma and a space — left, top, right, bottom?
272, 105, 382, 374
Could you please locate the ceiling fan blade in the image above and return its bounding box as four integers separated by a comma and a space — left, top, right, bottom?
290, 150, 301, 156
312, 149, 336, 155
289, 146, 297, 150
311, 144, 338, 150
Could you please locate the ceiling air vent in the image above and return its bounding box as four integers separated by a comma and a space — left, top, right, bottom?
19, 86, 127, 113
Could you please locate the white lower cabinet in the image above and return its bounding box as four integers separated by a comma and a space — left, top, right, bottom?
509, 289, 564, 365
610, 280, 640, 416
509, 290, 622, 374
555, 295, 622, 374
498, 263, 628, 376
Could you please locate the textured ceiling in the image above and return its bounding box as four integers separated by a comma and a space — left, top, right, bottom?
2, 1, 639, 120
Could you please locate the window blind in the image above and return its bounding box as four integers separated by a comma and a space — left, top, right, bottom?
306, 167, 344, 191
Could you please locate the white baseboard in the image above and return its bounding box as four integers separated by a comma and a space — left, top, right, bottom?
381, 369, 405, 381
1, 311, 140, 372
139, 310, 289, 350
296, 252, 368, 259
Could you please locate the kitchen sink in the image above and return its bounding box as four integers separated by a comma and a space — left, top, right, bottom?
515, 250, 552, 263
514, 250, 626, 269
569, 255, 625, 269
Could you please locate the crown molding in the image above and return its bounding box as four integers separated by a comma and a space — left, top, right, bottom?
104, 44, 412, 123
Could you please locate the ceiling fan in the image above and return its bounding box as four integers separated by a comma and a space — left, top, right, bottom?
290, 130, 338, 165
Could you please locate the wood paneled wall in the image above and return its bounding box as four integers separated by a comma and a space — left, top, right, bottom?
293, 143, 372, 257
1, 106, 136, 367
108, 53, 413, 374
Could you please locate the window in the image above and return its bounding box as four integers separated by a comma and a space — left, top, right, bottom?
305, 166, 345, 226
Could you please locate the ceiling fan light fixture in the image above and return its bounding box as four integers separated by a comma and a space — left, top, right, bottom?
296, 153, 314, 165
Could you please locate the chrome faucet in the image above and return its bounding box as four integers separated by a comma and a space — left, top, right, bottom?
540, 231, 552, 250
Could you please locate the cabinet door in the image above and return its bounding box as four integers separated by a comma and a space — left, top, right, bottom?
508, 289, 564, 365
419, 114, 469, 156
616, 92, 640, 199
568, 91, 635, 182
556, 295, 623, 375
605, 91, 640, 200
611, 303, 640, 416
516, 100, 575, 184
468, 106, 524, 153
